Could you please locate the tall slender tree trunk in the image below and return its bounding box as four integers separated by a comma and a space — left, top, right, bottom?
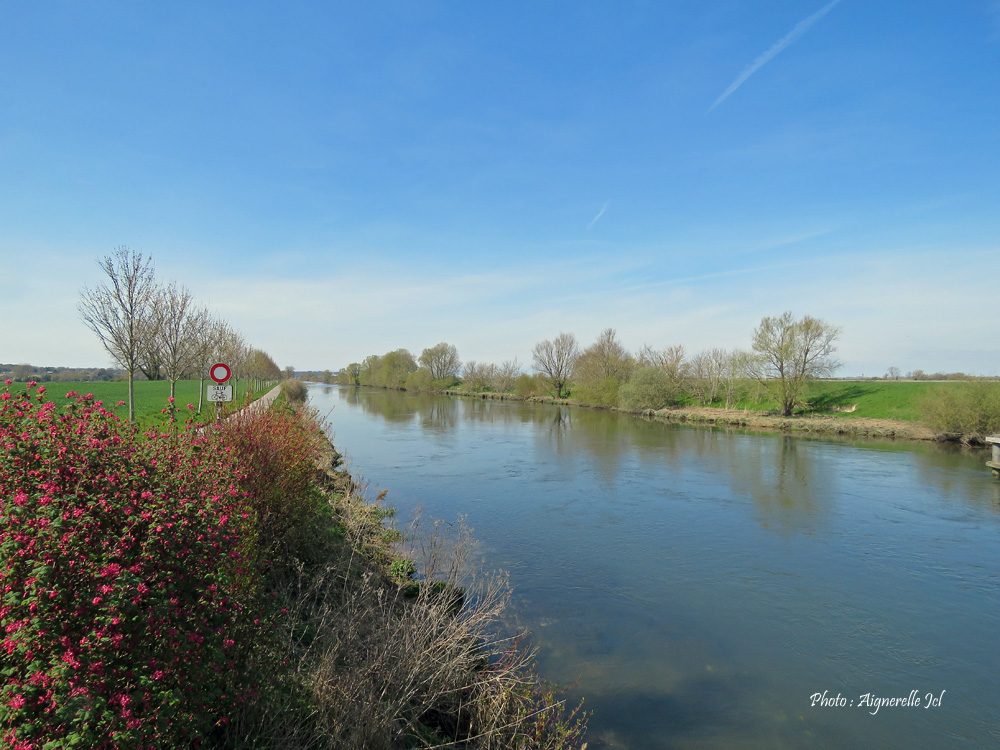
128, 370, 136, 422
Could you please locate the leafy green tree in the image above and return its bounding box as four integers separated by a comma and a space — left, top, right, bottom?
573, 328, 634, 406
620, 366, 687, 411
419, 342, 461, 381
749, 312, 841, 416
345, 362, 361, 385
359, 354, 382, 386
377, 349, 417, 389
405, 367, 434, 391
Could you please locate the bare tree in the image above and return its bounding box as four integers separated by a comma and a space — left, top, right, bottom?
78, 246, 157, 421
247, 349, 281, 392
215, 324, 249, 401
189, 311, 225, 413
532, 332, 580, 398
461, 361, 494, 391
11, 363, 33, 382
638, 344, 688, 379
156, 282, 196, 400
489, 359, 522, 394
749, 312, 841, 416
721, 348, 752, 408
136, 303, 165, 382
887, 366, 901, 381
418, 342, 461, 381
689, 348, 728, 405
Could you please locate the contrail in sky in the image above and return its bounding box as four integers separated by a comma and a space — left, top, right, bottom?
708, 0, 843, 113
587, 201, 610, 230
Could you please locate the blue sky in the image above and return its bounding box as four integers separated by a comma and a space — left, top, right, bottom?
2, 1, 998, 376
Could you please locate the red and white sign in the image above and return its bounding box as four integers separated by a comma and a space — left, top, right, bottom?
210, 363, 232, 383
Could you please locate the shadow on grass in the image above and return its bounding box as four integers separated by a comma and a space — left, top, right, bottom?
804, 384, 877, 412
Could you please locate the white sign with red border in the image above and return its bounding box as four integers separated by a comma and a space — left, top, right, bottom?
210, 363, 232, 383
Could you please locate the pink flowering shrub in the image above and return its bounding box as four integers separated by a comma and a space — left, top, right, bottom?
0, 383, 271, 749
216, 403, 327, 549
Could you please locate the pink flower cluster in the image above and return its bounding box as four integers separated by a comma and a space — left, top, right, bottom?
0, 382, 280, 749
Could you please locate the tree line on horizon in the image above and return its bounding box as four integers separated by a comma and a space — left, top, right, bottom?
327, 312, 842, 417
76, 246, 284, 420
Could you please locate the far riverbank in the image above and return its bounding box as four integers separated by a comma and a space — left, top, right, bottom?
441, 388, 942, 442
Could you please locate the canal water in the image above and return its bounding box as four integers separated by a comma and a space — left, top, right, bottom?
307, 385, 1000, 749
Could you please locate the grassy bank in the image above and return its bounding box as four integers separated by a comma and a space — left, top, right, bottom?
0, 381, 588, 749
725, 380, 950, 422
437, 379, 989, 442
643, 404, 937, 440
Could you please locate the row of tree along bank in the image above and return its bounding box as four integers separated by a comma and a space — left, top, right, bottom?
77, 246, 287, 420
311, 313, 1000, 444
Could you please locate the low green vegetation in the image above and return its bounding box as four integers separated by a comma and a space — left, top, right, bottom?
28, 379, 275, 428
918, 379, 1000, 439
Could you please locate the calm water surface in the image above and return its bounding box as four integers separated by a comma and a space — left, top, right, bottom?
309, 385, 1000, 749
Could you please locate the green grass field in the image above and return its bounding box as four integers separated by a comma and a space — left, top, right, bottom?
731, 380, 961, 421
8, 379, 275, 427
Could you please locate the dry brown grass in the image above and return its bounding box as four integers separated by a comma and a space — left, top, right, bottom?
220, 472, 588, 750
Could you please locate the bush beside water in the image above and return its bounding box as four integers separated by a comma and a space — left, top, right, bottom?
919, 380, 1000, 442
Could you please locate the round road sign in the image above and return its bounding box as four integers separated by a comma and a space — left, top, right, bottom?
210, 363, 232, 383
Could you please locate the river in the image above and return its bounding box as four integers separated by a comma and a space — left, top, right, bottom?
307, 385, 1000, 749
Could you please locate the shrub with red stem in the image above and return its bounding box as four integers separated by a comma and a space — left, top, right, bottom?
214, 403, 328, 550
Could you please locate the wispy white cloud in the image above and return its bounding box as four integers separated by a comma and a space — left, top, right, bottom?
708, 0, 843, 113
586, 201, 610, 230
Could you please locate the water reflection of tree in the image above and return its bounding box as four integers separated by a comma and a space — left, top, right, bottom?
724, 435, 833, 535
339, 387, 467, 432
526, 406, 575, 466
418, 398, 459, 433
523, 408, 640, 489
339, 386, 416, 424
908, 442, 1000, 514
459, 399, 524, 426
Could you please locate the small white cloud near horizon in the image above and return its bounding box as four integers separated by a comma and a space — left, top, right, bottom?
587, 201, 610, 230
708, 0, 843, 113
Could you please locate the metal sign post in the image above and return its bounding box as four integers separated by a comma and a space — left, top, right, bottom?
209, 363, 233, 425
